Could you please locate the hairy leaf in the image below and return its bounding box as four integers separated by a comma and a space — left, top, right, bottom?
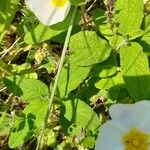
4, 76, 49, 101
120, 42, 150, 100
60, 99, 100, 136
8, 100, 48, 148
114, 0, 143, 37
69, 31, 111, 66
58, 31, 111, 98
24, 24, 64, 44
0, 0, 19, 41
57, 64, 90, 98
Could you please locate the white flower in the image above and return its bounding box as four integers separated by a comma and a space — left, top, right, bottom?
25, 0, 71, 26
95, 100, 150, 150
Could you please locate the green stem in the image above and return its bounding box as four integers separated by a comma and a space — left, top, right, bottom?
36, 6, 78, 150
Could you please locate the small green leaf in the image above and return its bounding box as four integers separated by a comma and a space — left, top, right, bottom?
144, 14, 150, 32
0, 112, 12, 136
139, 32, 150, 52
99, 24, 126, 49
92, 54, 117, 78
41, 56, 55, 74
24, 7, 80, 44
92, 8, 106, 26
99, 24, 114, 37
82, 136, 95, 149
3, 76, 49, 101
0, 60, 12, 75
60, 99, 100, 136
95, 73, 124, 90
24, 24, 64, 44
94, 65, 117, 78
11, 63, 38, 79
139, 15, 150, 51
8, 100, 48, 148
120, 42, 150, 100
95, 71, 128, 101
0, 0, 19, 41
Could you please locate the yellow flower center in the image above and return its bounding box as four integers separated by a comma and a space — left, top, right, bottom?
51, 0, 68, 7
123, 128, 149, 150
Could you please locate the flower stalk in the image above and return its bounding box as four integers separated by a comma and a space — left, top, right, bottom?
36, 6, 78, 150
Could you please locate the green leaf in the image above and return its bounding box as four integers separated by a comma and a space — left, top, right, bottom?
99, 24, 114, 37
114, 0, 143, 36
11, 63, 38, 79
0, 60, 12, 75
0, 0, 19, 41
24, 24, 64, 44
139, 15, 150, 52
139, 32, 150, 52
94, 65, 117, 78
108, 84, 129, 102
77, 77, 99, 102
57, 64, 90, 98
24, 7, 80, 44
3, 76, 49, 101
69, 31, 111, 66
99, 24, 126, 49
60, 99, 100, 136
95, 73, 124, 90
8, 100, 48, 148
92, 8, 106, 26
82, 136, 95, 149
120, 42, 150, 100
92, 54, 117, 78
41, 56, 55, 74
144, 14, 150, 33
57, 31, 111, 98
0, 112, 12, 136
92, 58, 129, 101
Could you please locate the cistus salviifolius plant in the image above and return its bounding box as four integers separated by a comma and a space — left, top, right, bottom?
1, 0, 150, 150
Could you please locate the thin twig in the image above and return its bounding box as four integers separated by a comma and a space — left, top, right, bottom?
86, 0, 97, 13
35, 6, 78, 150
0, 87, 7, 92
5, 93, 13, 103
0, 37, 21, 59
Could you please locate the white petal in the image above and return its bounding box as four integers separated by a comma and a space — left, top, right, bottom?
95, 120, 126, 150
140, 123, 150, 141
109, 100, 150, 128
25, 0, 71, 26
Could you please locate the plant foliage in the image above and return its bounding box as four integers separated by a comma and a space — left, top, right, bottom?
0, 0, 150, 149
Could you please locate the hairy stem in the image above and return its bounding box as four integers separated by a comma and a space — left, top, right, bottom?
36, 6, 78, 150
